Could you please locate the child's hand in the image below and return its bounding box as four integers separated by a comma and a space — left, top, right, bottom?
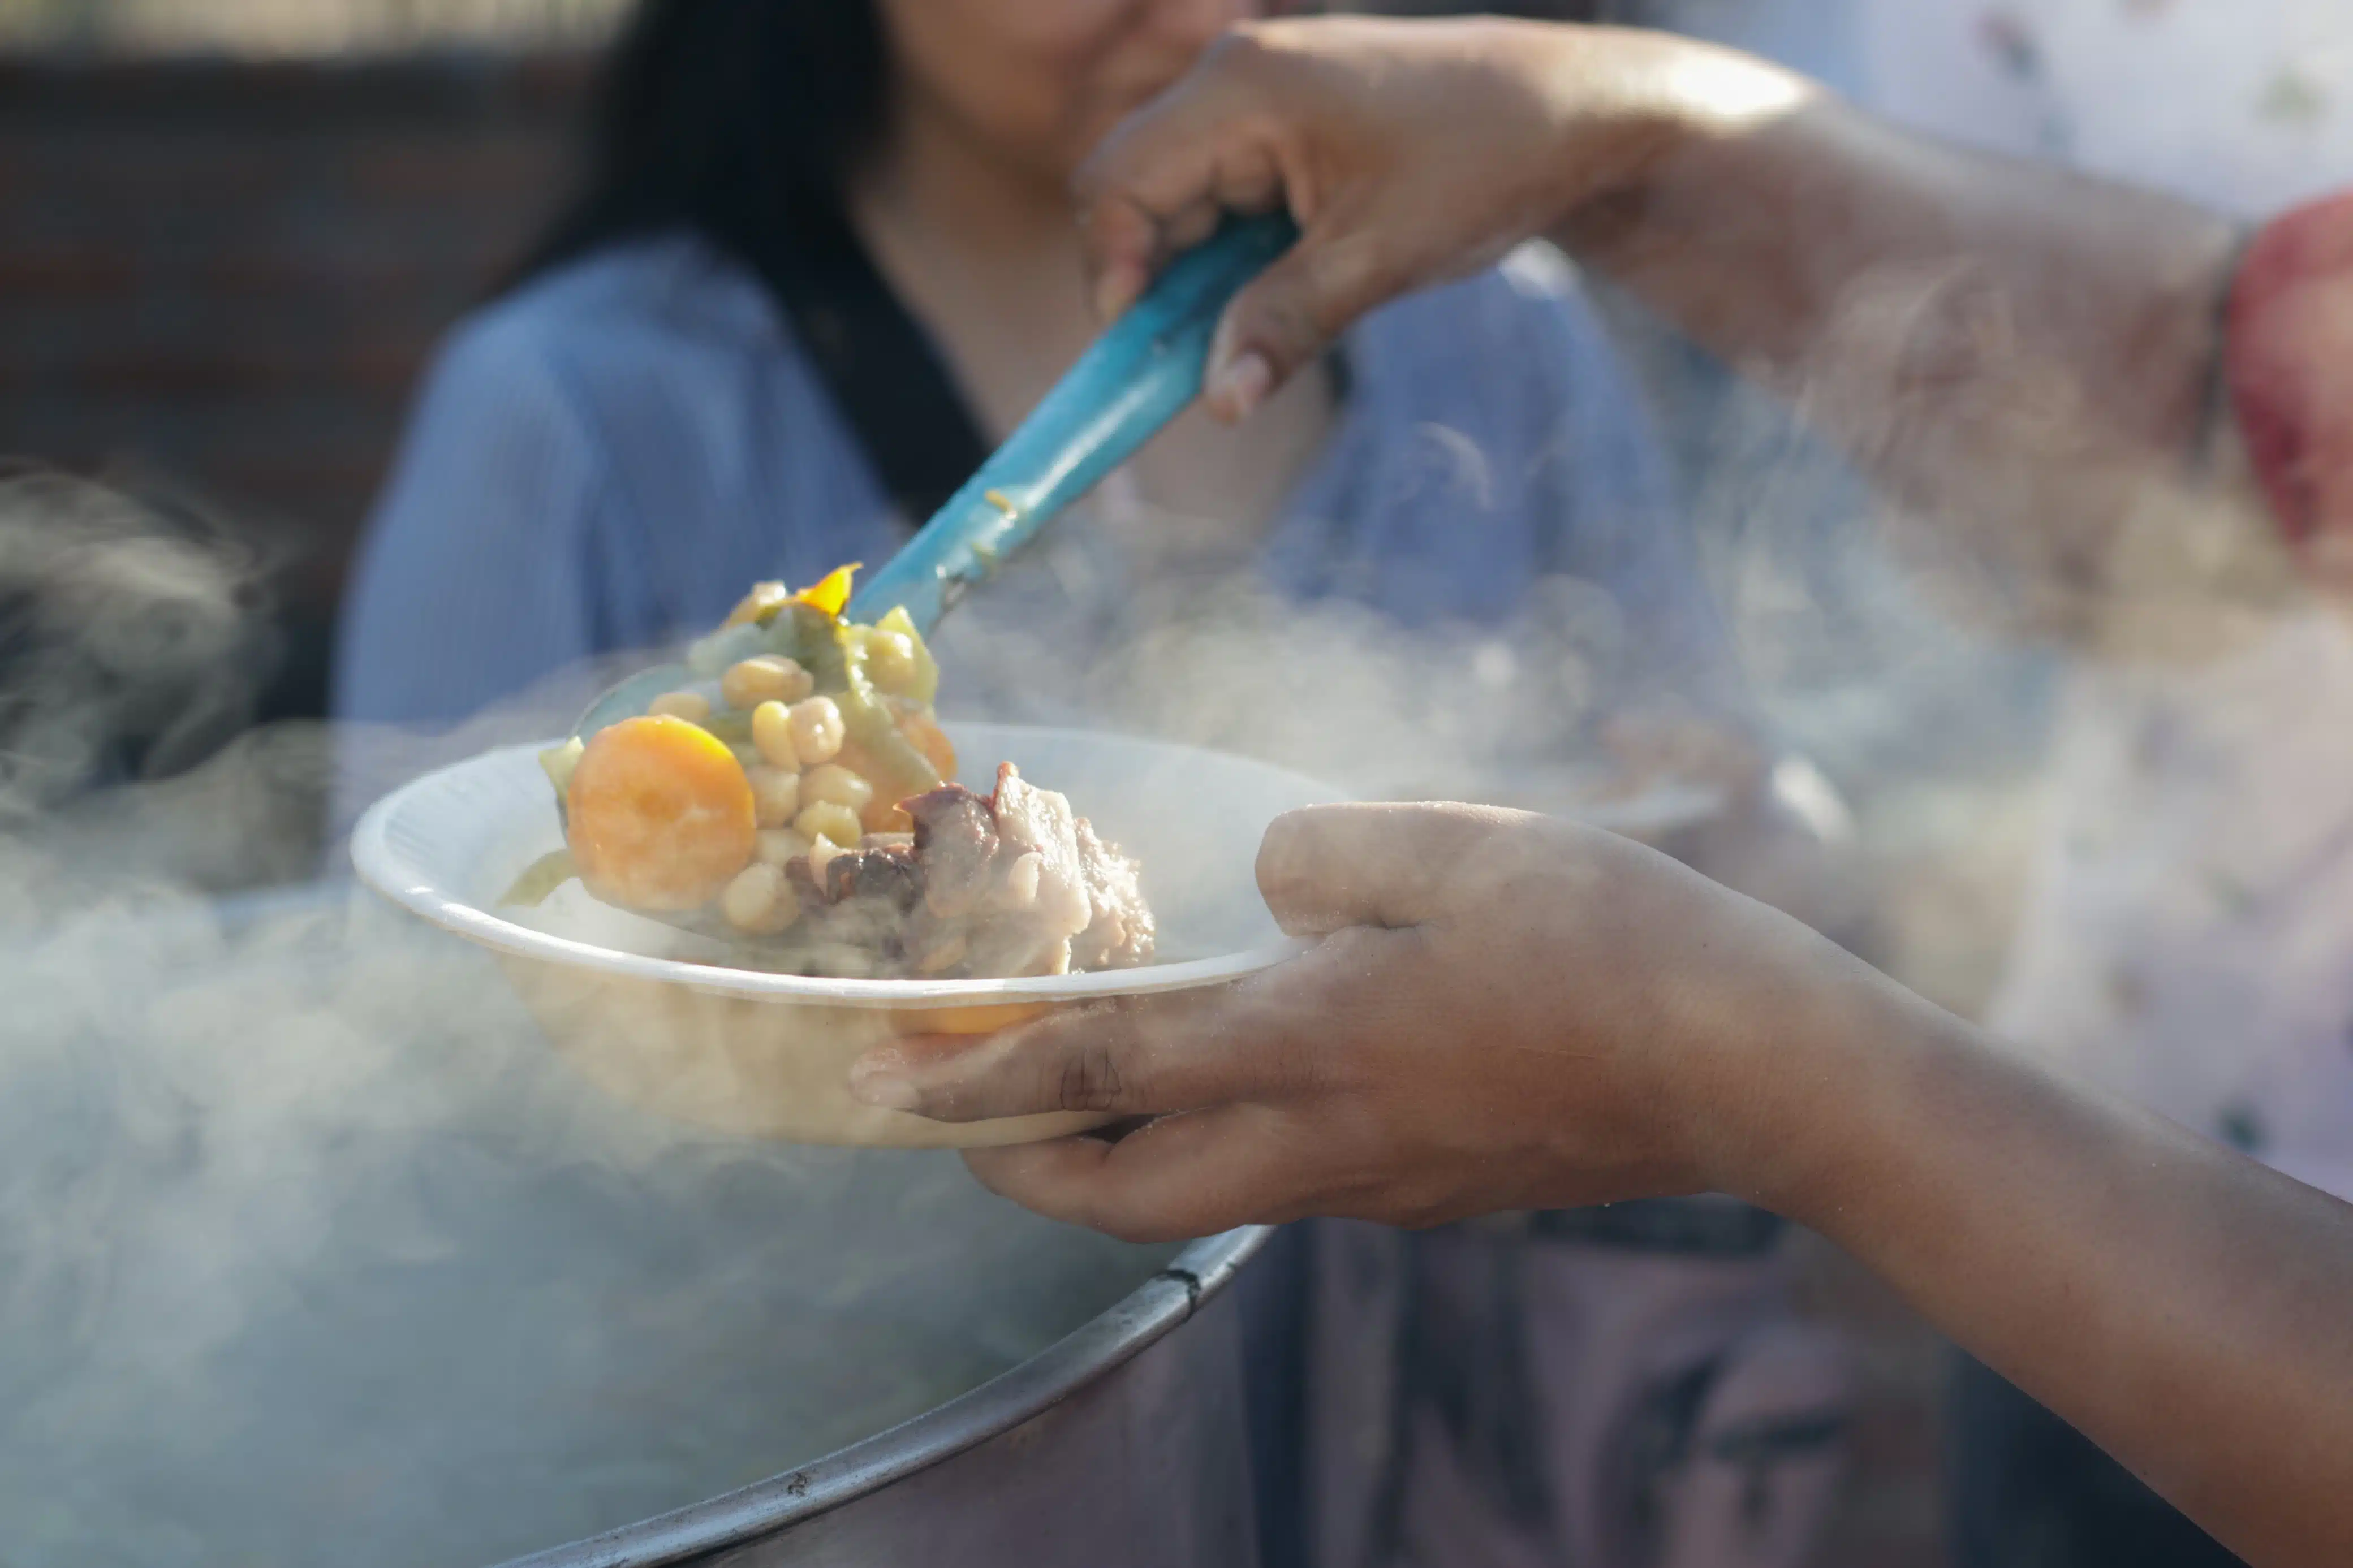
1075, 16, 1808, 420
848, 801, 1886, 1241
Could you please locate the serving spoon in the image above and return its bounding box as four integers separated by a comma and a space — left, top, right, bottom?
571, 213, 1300, 742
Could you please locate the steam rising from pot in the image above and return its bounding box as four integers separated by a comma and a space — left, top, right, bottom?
0, 474, 1174, 1566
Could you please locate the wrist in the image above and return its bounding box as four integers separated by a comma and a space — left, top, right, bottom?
1535, 27, 1816, 243
1679, 931, 1955, 1228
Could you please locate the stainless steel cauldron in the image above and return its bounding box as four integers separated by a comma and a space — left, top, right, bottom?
0, 884, 1270, 1568
499, 1226, 1269, 1568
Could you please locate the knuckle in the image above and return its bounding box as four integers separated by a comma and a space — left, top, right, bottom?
1242, 289, 1325, 364
1266, 1030, 1335, 1101
1204, 25, 1272, 77
1054, 1039, 1134, 1112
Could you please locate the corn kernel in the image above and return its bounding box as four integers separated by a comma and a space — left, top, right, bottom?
800, 763, 874, 814
787, 696, 845, 766
794, 800, 863, 850
747, 764, 801, 828
720, 862, 800, 934
750, 699, 801, 771
721, 654, 815, 710
647, 690, 711, 724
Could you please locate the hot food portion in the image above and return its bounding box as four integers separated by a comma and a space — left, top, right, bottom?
517, 566, 1154, 979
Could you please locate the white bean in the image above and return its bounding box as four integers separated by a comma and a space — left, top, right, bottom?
721, 863, 799, 934
721, 655, 815, 711
751, 700, 801, 771
647, 690, 711, 724
795, 801, 864, 850
801, 763, 873, 814
787, 696, 845, 766
755, 828, 814, 866
747, 765, 801, 828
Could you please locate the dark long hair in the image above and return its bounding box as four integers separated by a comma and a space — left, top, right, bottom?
514, 0, 888, 291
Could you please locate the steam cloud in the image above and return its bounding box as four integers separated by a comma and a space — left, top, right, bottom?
0, 474, 1171, 1567
0, 250, 2299, 1561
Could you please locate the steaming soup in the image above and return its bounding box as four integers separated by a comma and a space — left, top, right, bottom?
510, 567, 1156, 981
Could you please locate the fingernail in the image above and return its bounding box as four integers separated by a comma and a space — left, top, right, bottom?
848, 1056, 921, 1112
1093, 261, 1144, 322
1209, 351, 1273, 420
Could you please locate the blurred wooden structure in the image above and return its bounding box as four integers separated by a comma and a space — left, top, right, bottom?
0, 49, 594, 718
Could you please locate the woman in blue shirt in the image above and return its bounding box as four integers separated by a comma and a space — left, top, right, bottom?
337, 4, 1852, 1565
337, 0, 1744, 758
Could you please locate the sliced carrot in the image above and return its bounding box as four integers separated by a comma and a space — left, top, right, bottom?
895, 1001, 1052, 1036
566, 715, 757, 911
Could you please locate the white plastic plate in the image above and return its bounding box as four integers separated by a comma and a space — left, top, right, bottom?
352, 722, 1340, 1010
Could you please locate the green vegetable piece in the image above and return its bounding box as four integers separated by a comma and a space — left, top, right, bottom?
837, 636, 942, 797
874, 604, 941, 706
778, 603, 849, 693
539, 737, 585, 794
499, 849, 579, 909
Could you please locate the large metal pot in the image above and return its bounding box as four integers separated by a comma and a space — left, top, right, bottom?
0, 883, 1271, 1568
500, 1226, 1269, 1568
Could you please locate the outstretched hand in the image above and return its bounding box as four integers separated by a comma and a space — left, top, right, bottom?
849, 802, 1882, 1242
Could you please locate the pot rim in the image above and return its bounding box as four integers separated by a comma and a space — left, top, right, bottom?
490, 1224, 1272, 1568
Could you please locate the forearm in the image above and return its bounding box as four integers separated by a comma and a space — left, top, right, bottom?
1544, 37, 2267, 637
1728, 964, 2353, 1566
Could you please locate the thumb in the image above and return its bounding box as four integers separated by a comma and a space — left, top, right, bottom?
1255, 802, 1523, 935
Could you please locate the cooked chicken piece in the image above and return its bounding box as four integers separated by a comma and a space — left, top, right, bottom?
1071, 816, 1155, 970
736, 764, 1152, 980
987, 764, 1092, 941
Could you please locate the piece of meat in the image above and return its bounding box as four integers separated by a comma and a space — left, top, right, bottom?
1071, 816, 1154, 970
976, 764, 1094, 977
821, 840, 923, 912
757, 767, 1157, 980
905, 784, 999, 918
987, 764, 1092, 939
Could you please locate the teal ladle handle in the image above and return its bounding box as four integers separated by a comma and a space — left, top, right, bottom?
571, 212, 1298, 741
844, 211, 1299, 634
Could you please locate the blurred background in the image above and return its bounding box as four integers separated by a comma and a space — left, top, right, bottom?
0, 0, 626, 743
3, 2, 2347, 1564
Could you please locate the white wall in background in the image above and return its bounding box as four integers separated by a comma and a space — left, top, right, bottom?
1641, 0, 1867, 96
1860, 0, 2353, 217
